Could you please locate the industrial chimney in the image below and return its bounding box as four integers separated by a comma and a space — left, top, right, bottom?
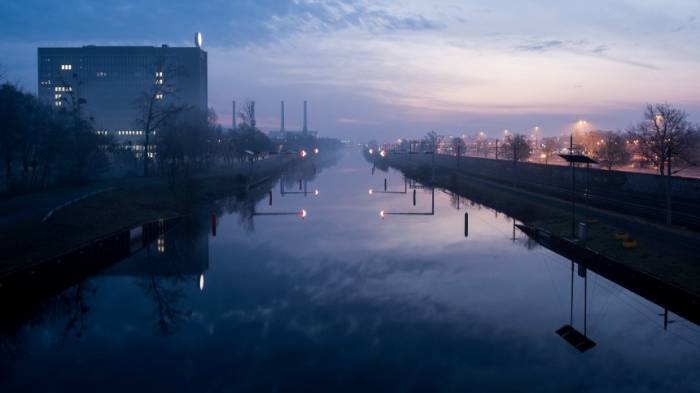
281, 101, 285, 133
303, 100, 308, 134
232, 100, 236, 129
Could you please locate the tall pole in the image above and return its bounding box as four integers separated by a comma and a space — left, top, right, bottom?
584, 273, 588, 336
303, 100, 308, 134
232, 100, 236, 129
571, 133, 576, 238
570, 261, 574, 326
281, 101, 285, 133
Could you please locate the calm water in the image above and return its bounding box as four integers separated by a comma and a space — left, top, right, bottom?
2, 149, 699, 392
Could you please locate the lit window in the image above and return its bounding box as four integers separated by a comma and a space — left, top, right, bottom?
96, 71, 107, 77
60, 64, 72, 70
155, 93, 163, 100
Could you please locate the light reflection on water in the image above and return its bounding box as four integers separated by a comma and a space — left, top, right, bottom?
1, 149, 699, 392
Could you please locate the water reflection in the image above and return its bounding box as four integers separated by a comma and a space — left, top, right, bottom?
1, 149, 700, 392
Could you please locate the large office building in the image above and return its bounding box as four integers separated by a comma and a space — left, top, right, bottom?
37, 35, 207, 142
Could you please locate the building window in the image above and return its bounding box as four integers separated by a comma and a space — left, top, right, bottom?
60, 64, 72, 70
155, 93, 164, 100
96, 71, 108, 77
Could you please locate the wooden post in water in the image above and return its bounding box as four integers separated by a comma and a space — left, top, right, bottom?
464, 212, 468, 238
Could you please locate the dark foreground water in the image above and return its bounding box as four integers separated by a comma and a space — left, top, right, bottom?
2, 149, 699, 392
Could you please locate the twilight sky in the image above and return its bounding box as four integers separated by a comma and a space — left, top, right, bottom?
1, 0, 699, 141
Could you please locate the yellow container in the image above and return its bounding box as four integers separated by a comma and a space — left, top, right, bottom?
622, 240, 637, 249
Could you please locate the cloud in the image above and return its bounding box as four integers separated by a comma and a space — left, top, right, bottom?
515, 40, 564, 52
0, 0, 441, 48
514, 39, 657, 70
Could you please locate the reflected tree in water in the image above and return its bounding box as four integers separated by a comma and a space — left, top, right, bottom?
58, 282, 96, 339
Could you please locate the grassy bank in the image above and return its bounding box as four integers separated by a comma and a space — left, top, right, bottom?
384, 154, 700, 297
0, 156, 296, 279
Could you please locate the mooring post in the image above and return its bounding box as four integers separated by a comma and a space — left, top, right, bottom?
464, 212, 469, 238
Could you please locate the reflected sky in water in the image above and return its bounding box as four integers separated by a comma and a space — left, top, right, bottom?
1, 149, 700, 392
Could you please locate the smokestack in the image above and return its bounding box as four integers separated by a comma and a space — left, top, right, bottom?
251, 101, 256, 128
303, 100, 308, 134
281, 101, 285, 132
232, 100, 236, 129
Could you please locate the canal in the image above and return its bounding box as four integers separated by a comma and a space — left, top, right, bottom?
1, 149, 699, 392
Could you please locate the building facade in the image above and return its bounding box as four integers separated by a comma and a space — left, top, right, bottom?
37, 44, 207, 142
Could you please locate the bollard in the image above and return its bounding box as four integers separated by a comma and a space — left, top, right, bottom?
464, 212, 469, 238
577, 222, 587, 242
413, 189, 416, 206
384, 178, 387, 192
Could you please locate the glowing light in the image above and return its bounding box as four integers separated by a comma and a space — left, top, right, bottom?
199, 274, 204, 291
313, 148, 319, 154
314, 189, 319, 196
299, 209, 307, 219
368, 189, 374, 195
540, 153, 547, 159
368, 148, 374, 155
379, 150, 386, 158
380, 210, 386, 219
300, 149, 307, 158
195, 32, 203, 48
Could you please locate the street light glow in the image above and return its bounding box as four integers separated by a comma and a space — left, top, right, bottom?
300, 149, 307, 158
368, 189, 373, 195
299, 209, 307, 219
380, 210, 385, 219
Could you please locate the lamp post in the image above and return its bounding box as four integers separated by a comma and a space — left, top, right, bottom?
559, 152, 598, 239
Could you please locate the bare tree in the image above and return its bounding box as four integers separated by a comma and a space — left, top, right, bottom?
451, 136, 465, 156
423, 131, 438, 152
501, 134, 531, 162
628, 103, 698, 225
594, 131, 630, 170
134, 55, 189, 177
540, 137, 560, 165
238, 100, 256, 128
